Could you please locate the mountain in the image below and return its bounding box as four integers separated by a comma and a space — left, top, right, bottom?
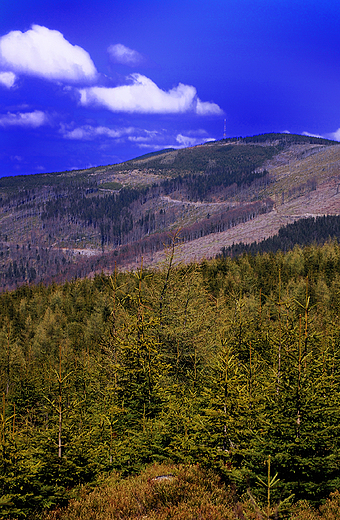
1, 132, 340, 290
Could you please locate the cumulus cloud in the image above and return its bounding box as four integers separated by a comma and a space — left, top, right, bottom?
0, 110, 49, 127
0, 25, 97, 83
108, 43, 144, 66
79, 73, 223, 115
196, 99, 223, 116
0, 71, 16, 88
60, 124, 134, 140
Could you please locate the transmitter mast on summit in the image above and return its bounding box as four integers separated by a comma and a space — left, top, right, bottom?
223, 118, 227, 139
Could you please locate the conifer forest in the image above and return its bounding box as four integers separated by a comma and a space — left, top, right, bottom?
2, 239, 340, 518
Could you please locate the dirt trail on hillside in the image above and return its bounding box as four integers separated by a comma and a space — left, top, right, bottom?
160, 195, 237, 209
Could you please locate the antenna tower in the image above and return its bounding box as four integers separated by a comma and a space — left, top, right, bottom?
223, 118, 227, 139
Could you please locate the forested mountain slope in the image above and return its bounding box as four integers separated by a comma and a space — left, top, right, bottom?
1, 133, 340, 290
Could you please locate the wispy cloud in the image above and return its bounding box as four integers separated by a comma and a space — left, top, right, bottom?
302, 131, 325, 138
128, 130, 159, 144
0, 110, 49, 127
108, 43, 144, 66
79, 73, 223, 115
176, 134, 215, 147
0, 71, 16, 88
128, 127, 215, 150
60, 121, 216, 153
60, 124, 135, 140
0, 25, 97, 83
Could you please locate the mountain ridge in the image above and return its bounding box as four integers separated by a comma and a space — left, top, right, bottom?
1, 133, 340, 290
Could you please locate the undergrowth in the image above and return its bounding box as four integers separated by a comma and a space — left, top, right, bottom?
33, 464, 340, 520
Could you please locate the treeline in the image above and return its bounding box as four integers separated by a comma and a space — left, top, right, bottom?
0, 169, 98, 197
162, 167, 271, 202
1, 242, 340, 516
233, 132, 337, 146
220, 215, 340, 258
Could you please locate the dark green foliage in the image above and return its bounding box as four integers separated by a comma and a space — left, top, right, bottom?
231, 132, 337, 146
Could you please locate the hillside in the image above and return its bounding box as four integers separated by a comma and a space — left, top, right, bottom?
1, 133, 340, 290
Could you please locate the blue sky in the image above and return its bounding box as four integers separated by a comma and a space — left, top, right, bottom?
1, 0, 340, 176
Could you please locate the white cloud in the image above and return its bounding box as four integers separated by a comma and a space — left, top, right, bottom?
196, 99, 224, 116
61, 121, 217, 154
302, 131, 324, 139
0, 110, 49, 127
127, 128, 216, 150
176, 134, 215, 147
79, 73, 223, 115
0, 71, 16, 88
327, 129, 340, 141
0, 25, 97, 83
128, 130, 159, 143
108, 44, 144, 66
60, 124, 135, 140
